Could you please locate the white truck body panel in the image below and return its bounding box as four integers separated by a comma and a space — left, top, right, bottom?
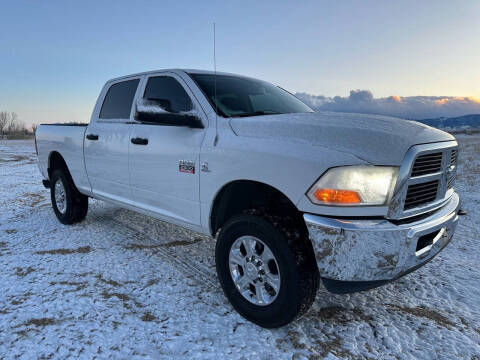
84, 121, 132, 203
36, 124, 91, 194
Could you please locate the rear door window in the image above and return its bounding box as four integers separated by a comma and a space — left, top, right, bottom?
100, 79, 140, 119
143, 76, 193, 113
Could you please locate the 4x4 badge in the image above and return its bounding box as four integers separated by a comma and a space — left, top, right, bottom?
179, 160, 195, 174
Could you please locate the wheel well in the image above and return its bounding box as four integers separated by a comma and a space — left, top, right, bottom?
210, 180, 306, 236
48, 151, 70, 180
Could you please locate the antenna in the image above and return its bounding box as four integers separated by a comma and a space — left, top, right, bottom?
213, 22, 219, 146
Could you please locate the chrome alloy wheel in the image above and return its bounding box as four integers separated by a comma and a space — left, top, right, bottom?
229, 236, 281, 306
54, 179, 67, 214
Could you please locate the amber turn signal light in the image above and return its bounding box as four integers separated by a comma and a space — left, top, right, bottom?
313, 188, 361, 204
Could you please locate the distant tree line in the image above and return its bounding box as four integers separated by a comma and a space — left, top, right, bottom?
0, 111, 37, 139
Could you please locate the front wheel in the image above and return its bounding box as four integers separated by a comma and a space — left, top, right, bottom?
216, 213, 319, 328
50, 169, 88, 225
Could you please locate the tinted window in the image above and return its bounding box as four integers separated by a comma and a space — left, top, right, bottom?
144, 76, 193, 113
100, 79, 139, 119
189, 74, 313, 117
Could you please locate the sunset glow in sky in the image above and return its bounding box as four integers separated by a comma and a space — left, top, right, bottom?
1, 0, 479, 126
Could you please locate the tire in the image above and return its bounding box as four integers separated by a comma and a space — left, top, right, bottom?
50, 169, 88, 225
216, 212, 319, 328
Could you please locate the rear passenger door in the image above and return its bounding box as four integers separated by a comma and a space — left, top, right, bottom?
84, 77, 140, 203
129, 73, 206, 227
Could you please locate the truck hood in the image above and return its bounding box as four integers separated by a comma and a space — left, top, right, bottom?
229, 112, 455, 165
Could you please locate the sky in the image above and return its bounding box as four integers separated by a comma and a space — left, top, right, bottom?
0, 0, 479, 127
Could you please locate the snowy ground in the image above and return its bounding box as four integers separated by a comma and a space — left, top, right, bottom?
0, 136, 479, 360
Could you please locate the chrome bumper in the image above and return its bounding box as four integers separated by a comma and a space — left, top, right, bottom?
304, 192, 460, 290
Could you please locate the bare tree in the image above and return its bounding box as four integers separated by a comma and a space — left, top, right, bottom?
7, 112, 18, 133
0, 111, 31, 138
0, 111, 8, 137
31, 123, 38, 134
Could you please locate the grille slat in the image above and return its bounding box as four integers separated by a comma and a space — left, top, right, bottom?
415, 155, 443, 161
447, 149, 458, 189
413, 159, 443, 165
406, 189, 438, 197
414, 157, 443, 162
404, 180, 439, 210
411, 163, 442, 169
406, 181, 439, 190
447, 178, 454, 189
405, 193, 438, 203
410, 167, 442, 174
406, 193, 438, 203
450, 150, 457, 166
410, 152, 443, 177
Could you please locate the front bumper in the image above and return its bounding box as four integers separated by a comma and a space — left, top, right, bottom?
304, 192, 460, 293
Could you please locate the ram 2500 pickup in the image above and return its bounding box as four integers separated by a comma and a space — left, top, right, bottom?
36, 69, 460, 328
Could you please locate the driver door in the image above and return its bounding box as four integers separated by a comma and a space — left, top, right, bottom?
129, 73, 206, 226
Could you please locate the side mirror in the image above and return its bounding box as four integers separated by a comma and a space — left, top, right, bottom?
135, 99, 204, 129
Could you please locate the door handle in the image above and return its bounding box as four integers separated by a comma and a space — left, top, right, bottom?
86, 134, 99, 141
131, 137, 148, 145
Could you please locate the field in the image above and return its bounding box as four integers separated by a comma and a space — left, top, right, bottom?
0, 136, 479, 359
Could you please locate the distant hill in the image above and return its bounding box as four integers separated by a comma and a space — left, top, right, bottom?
414, 114, 480, 129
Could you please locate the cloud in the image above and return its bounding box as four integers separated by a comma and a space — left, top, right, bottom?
295, 90, 480, 119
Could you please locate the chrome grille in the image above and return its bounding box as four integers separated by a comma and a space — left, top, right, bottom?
450, 149, 457, 166
411, 152, 442, 177
404, 180, 439, 210
447, 174, 455, 189
387, 140, 458, 220
447, 149, 458, 189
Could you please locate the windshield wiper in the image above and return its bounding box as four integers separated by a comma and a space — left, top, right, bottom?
231, 111, 283, 118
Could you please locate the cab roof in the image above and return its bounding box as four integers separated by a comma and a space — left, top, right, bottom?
106, 69, 250, 84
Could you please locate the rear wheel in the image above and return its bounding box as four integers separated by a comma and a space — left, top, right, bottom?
50, 169, 88, 224
216, 213, 319, 328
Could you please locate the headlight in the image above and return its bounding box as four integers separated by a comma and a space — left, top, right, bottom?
307, 166, 399, 206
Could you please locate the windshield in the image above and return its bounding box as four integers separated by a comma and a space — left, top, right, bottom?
188, 73, 314, 118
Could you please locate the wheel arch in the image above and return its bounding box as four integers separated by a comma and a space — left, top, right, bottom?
47, 151, 70, 179
209, 179, 307, 237
47, 151, 83, 193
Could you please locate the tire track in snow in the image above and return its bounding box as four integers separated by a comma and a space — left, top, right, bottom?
91, 213, 218, 291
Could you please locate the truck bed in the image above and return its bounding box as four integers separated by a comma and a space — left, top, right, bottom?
36, 124, 91, 194
39, 123, 88, 126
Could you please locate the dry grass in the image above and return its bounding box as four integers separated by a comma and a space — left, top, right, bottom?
14, 267, 35, 277
125, 238, 202, 250
387, 304, 455, 329
95, 274, 122, 287
309, 306, 373, 324
140, 312, 156, 322
34, 246, 92, 255
21, 318, 57, 327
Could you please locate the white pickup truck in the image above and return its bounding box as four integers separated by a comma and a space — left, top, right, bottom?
36, 69, 460, 327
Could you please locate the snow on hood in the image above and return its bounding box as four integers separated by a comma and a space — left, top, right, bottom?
229, 112, 455, 165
